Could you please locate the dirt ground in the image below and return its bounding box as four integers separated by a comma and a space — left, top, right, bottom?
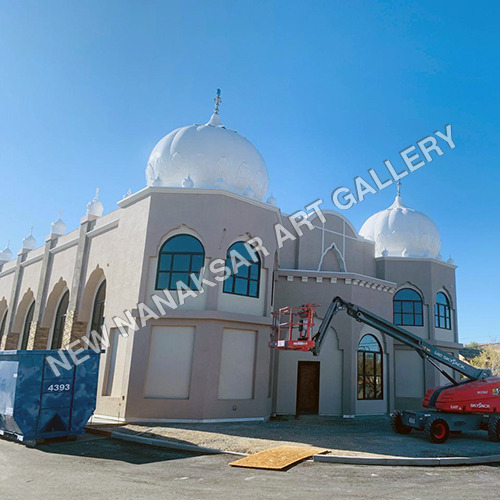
95, 415, 500, 457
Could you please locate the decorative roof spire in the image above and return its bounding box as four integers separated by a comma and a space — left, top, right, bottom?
214, 88, 222, 115
207, 89, 223, 126
51, 210, 66, 236
22, 227, 37, 251
389, 180, 406, 209
86, 188, 104, 217
0, 240, 13, 262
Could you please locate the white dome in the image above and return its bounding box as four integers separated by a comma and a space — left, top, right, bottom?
145, 112, 270, 201
359, 193, 441, 258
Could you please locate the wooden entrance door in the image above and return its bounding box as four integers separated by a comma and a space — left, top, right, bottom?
296, 361, 320, 415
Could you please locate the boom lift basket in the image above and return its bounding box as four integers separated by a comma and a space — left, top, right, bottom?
269, 303, 317, 351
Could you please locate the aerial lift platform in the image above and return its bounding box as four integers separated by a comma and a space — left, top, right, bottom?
270, 296, 500, 443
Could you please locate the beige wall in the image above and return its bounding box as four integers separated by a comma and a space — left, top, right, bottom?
0, 187, 462, 421
274, 270, 395, 417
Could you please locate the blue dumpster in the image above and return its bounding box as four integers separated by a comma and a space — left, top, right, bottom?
0, 349, 101, 445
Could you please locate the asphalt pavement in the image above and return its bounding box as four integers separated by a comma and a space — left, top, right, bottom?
0, 434, 499, 499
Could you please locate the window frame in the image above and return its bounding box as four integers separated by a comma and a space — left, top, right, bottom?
393, 288, 424, 327
20, 301, 35, 350
0, 309, 7, 340
51, 291, 69, 350
222, 241, 261, 298
90, 280, 106, 333
357, 334, 383, 401
155, 235, 205, 291
435, 292, 451, 330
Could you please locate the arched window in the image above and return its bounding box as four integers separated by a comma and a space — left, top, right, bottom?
393, 288, 423, 326
20, 302, 35, 350
435, 292, 451, 330
51, 291, 69, 349
90, 281, 106, 333
357, 334, 383, 400
156, 235, 205, 290
0, 309, 8, 343
223, 241, 261, 298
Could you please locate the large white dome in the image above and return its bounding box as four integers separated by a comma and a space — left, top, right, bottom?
359, 192, 441, 258
145, 111, 270, 202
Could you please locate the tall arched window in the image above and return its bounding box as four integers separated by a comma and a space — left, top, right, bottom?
20, 302, 35, 350
0, 309, 8, 343
435, 292, 451, 330
156, 235, 205, 290
393, 288, 423, 326
51, 291, 69, 349
357, 334, 383, 400
90, 281, 106, 333
223, 241, 261, 298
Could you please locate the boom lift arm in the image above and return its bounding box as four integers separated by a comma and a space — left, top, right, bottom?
311, 296, 491, 383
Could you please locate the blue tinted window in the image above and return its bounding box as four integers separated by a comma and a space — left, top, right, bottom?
156, 235, 205, 290
223, 242, 260, 298
435, 292, 451, 329
393, 288, 423, 326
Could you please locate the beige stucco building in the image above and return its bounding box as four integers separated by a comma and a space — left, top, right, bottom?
0, 100, 460, 422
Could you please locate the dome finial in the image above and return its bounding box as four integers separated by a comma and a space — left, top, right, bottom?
397, 180, 402, 197
214, 88, 222, 115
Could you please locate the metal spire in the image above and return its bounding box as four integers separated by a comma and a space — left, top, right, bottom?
397, 180, 402, 197
213, 89, 222, 115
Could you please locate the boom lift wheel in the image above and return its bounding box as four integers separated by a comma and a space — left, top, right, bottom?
487, 415, 500, 442
390, 410, 412, 434
425, 417, 450, 444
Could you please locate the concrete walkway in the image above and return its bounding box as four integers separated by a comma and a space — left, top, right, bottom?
87, 415, 500, 466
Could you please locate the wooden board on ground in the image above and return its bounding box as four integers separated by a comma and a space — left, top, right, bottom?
229, 445, 328, 470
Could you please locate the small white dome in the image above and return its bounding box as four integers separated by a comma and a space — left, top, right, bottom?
51, 213, 66, 236
86, 188, 104, 217
145, 96, 269, 201
359, 192, 441, 258
22, 229, 36, 251
266, 193, 277, 207
0, 242, 13, 262
181, 174, 194, 188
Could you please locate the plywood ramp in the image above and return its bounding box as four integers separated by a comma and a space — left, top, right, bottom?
229, 446, 328, 470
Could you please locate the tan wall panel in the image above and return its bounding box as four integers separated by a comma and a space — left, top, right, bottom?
144, 326, 195, 399
218, 328, 256, 400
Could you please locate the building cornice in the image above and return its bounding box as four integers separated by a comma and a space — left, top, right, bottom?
375, 256, 457, 269
277, 269, 397, 293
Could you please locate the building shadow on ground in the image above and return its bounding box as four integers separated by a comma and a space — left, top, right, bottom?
33, 433, 206, 465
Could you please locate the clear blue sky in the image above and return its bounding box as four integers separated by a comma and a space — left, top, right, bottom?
0, 1, 498, 343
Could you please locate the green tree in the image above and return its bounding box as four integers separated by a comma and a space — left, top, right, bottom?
468, 343, 500, 376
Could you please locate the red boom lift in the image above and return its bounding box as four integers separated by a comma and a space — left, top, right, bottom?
270, 296, 500, 443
